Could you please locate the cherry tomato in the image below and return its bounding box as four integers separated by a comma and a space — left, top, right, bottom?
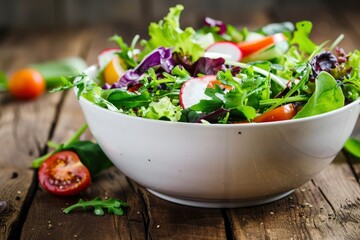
38, 151, 91, 196
238, 33, 286, 57
8, 68, 46, 100
253, 103, 296, 123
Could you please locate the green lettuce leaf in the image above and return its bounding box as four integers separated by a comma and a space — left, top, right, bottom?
290, 21, 317, 55
140, 4, 204, 61
139, 96, 182, 121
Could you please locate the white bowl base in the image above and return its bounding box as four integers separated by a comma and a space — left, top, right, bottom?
147, 189, 294, 208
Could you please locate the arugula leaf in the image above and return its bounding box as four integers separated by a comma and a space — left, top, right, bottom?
63, 197, 127, 216
344, 138, 360, 158
190, 85, 224, 112
65, 141, 113, 177
103, 89, 151, 110
290, 21, 317, 55
140, 4, 204, 61
110, 34, 138, 68
294, 71, 344, 119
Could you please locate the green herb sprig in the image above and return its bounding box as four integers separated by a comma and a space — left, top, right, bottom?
63, 197, 127, 216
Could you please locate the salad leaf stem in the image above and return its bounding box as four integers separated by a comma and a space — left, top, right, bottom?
32, 123, 88, 168
329, 34, 344, 51
259, 95, 310, 107
225, 60, 288, 88
267, 65, 311, 111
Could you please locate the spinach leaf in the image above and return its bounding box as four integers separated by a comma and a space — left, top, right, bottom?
65, 141, 113, 177
294, 71, 344, 119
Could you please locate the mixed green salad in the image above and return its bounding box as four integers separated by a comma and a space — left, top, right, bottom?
58, 4, 360, 124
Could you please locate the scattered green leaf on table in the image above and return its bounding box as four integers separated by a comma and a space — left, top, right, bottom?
0, 71, 7, 91
344, 137, 360, 158
63, 197, 127, 216
66, 141, 113, 177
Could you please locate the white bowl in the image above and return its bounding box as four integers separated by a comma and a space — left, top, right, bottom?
76, 66, 360, 208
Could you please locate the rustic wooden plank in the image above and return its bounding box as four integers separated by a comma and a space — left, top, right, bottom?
20, 166, 147, 240
19, 24, 228, 239
135, 185, 227, 239
0, 167, 35, 240
0, 27, 91, 239
0, 30, 59, 240
227, 152, 360, 239
336, 1, 360, 182
19, 26, 146, 240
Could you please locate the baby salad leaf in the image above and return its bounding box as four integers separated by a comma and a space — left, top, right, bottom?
294, 71, 344, 119
110, 34, 138, 68
290, 21, 317, 55
63, 197, 127, 216
140, 4, 204, 61
344, 138, 360, 158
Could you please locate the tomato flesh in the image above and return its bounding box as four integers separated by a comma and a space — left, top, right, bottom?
38, 151, 91, 196
253, 103, 296, 123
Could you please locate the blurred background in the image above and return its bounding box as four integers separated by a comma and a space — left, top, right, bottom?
0, 0, 358, 38
0, 0, 359, 67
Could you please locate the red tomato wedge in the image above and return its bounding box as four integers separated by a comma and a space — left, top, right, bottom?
253, 103, 296, 123
238, 33, 286, 57
38, 151, 91, 196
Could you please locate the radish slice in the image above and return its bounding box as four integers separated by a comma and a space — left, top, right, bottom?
204, 42, 243, 61
98, 48, 121, 70
180, 75, 217, 109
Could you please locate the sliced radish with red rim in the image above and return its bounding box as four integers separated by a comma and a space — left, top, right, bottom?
205, 42, 243, 61
180, 75, 217, 109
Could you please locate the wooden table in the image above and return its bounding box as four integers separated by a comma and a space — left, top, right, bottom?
1, 3, 360, 240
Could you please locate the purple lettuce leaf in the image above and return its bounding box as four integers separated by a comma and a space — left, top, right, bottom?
204, 17, 227, 35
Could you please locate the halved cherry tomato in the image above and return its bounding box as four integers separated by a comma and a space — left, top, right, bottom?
253, 103, 296, 123
238, 33, 286, 57
38, 151, 91, 196
8, 68, 46, 100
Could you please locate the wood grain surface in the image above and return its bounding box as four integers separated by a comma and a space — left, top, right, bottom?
1, 2, 360, 240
